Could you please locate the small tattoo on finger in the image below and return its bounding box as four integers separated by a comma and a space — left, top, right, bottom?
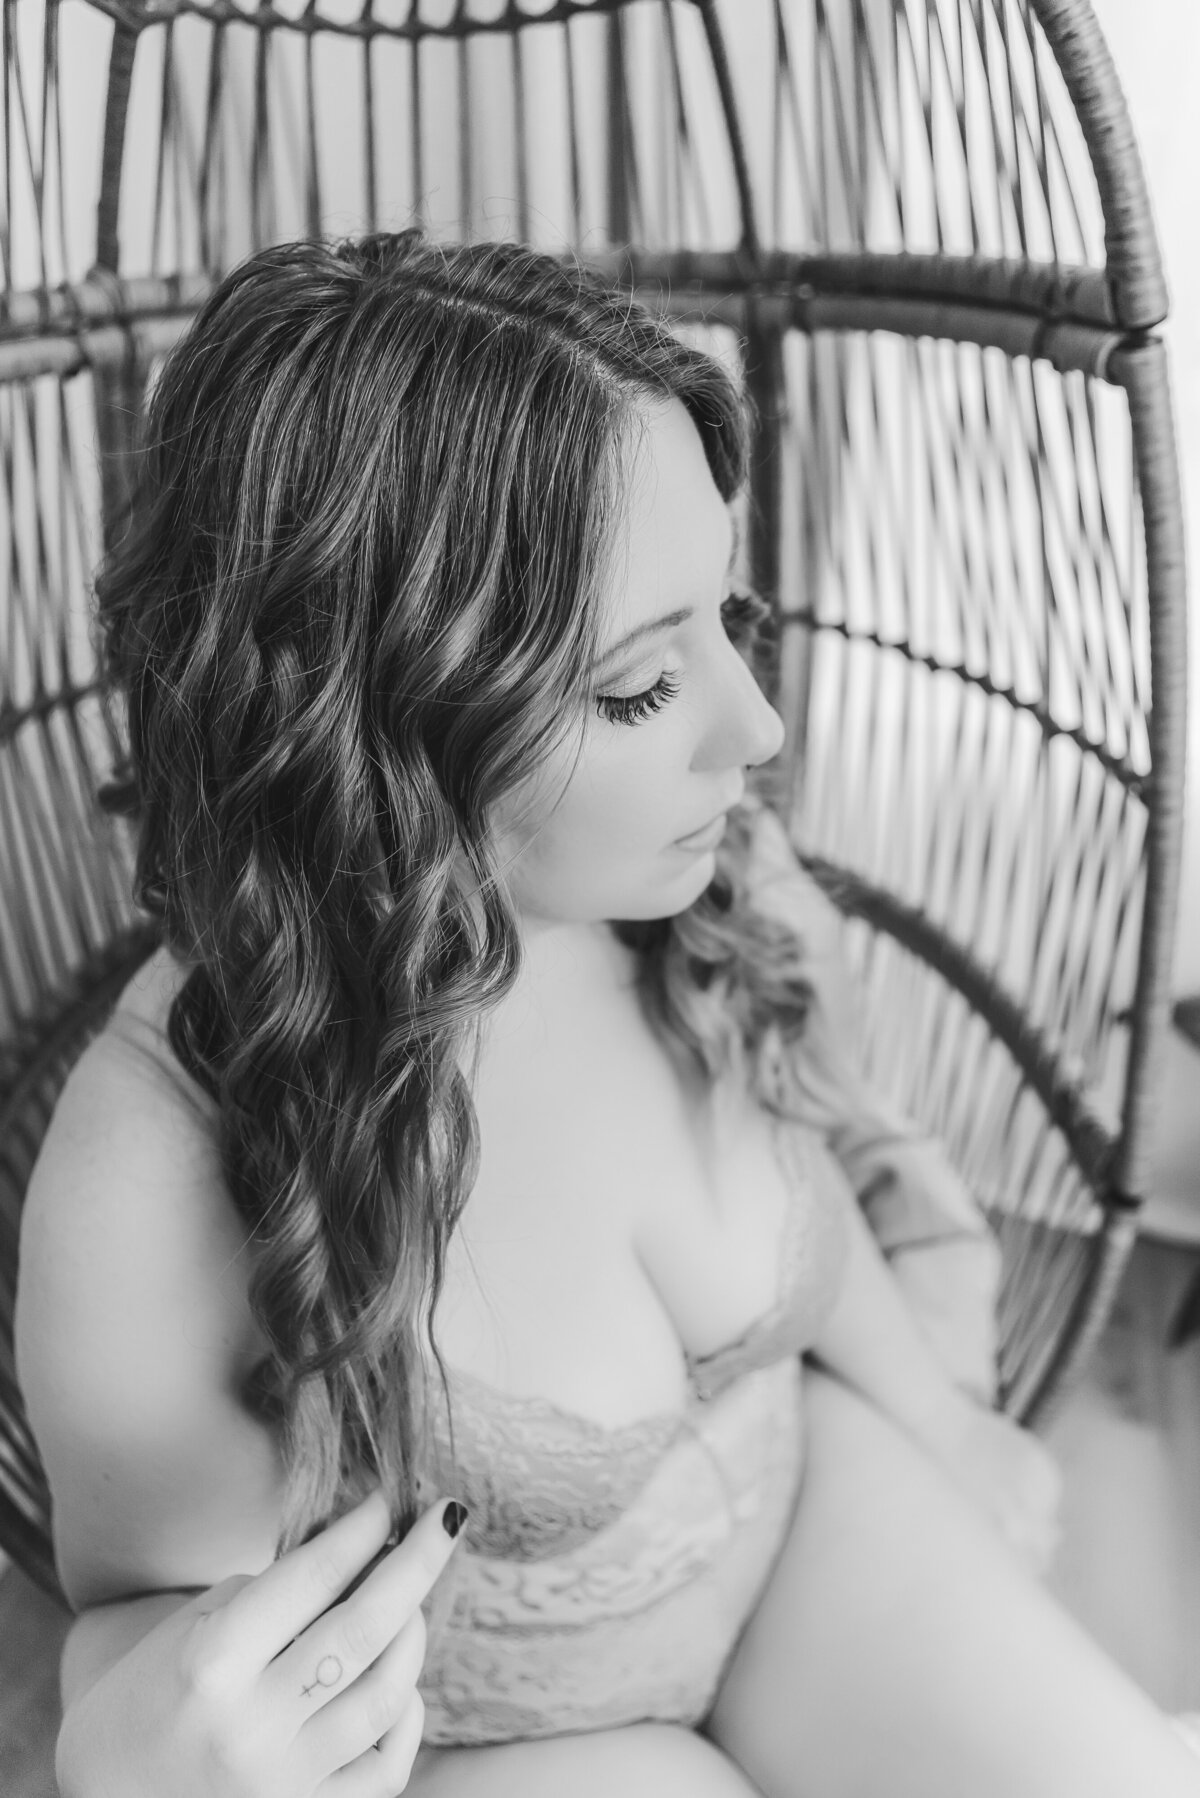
301, 1654, 344, 1697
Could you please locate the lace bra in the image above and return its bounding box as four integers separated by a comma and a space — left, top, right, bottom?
415, 1116, 851, 1563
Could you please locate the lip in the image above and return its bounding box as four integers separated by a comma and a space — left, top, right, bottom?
675, 811, 729, 851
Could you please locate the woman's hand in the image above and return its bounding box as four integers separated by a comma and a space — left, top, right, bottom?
56, 1488, 466, 1798
919, 1395, 1064, 1574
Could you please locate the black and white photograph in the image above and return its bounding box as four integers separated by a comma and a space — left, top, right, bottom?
2, 2, 1200, 1793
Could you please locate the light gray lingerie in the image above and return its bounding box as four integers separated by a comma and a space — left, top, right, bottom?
412, 1115, 853, 1746
92, 958, 996, 1747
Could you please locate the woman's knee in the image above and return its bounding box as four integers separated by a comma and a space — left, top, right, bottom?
408, 1721, 762, 1798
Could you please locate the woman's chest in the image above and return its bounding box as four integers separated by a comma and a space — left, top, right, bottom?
432, 985, 802, 1431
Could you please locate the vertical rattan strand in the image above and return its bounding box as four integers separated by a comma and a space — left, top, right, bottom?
251, 8, 271, 249
455, 12, 469, 235
605, 11, 630, 246
304, 14, 320, 241
363, 2, 378, 235
409, 22, 423, 224
94, 10, 141, 276
148, 22, 172, 274
694, 0, 759, 258
1, 1, 11, 294
511, 19, 529, 246
197, 19, 223, 273
563, 16, 583, 246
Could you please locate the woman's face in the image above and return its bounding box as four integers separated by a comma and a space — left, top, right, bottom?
492, 396, 785, 942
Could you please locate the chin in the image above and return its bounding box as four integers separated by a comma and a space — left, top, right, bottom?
588, 850, 718, 928
655, 852, 722, 910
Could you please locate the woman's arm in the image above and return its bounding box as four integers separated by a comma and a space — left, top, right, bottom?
808, 1181, 1062, 1570
14, 1027, 284, 1617
809, 1168, 970, 1447
825, 1113, 1002, 1404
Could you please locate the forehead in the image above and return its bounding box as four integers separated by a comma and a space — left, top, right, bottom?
612, 398, 734, 620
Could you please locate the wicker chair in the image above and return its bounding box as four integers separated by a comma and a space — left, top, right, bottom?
0, 0, 1186, 1607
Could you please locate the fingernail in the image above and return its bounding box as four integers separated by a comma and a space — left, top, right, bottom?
442, 1499, 469, 1539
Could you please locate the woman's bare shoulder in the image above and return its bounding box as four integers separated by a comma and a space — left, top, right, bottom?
102, 943, 218, 1111
21, 945, 224, 1256
15, 947, 280, 1610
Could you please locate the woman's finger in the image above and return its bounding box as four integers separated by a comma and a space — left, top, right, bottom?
301, 1610, 428, 1779
267, 1498, 465, 1723
322, 1691, 426, 1798
210, 1487, 397, 1678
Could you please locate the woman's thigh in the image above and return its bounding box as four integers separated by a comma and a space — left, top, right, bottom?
704, 1368, 1200, 1798
408, 1722, 764, 1798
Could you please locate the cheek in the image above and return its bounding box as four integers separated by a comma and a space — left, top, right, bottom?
574, 741, 681, 849
491, 731, 691, 908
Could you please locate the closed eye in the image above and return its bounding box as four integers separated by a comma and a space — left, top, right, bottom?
594, 589, 771, 727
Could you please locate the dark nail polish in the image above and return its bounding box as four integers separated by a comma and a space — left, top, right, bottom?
442, 1499, 468, 1539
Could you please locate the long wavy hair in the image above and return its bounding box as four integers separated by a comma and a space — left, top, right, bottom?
96, 231, 855, 1552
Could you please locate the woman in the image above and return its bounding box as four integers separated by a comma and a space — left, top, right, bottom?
15, 233, 1200, 1797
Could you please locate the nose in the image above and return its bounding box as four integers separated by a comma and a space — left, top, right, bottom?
695, 638, 786, 775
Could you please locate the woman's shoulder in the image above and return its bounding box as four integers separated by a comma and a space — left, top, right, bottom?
21, 939, 253, 1302
22, 946, 213, 1211
98, 943, 218, 1117
20, 944, 249, 1314
17, 948, 219, 1254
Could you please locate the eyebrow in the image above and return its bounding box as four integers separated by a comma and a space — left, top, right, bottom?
593, 606, 694, 672
593, 517, 741, 673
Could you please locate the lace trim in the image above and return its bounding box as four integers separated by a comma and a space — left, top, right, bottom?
422, 1381, 682, 1559
439, 1363, 685, 1453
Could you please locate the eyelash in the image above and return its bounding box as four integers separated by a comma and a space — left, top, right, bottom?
595, 590, 768, 727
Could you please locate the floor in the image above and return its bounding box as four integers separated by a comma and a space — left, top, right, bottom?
1043, 1233, 1200, 1713
3, 1234, 1200, 1794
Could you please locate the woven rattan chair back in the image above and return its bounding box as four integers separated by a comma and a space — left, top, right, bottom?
0, 0, 1185, 1605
